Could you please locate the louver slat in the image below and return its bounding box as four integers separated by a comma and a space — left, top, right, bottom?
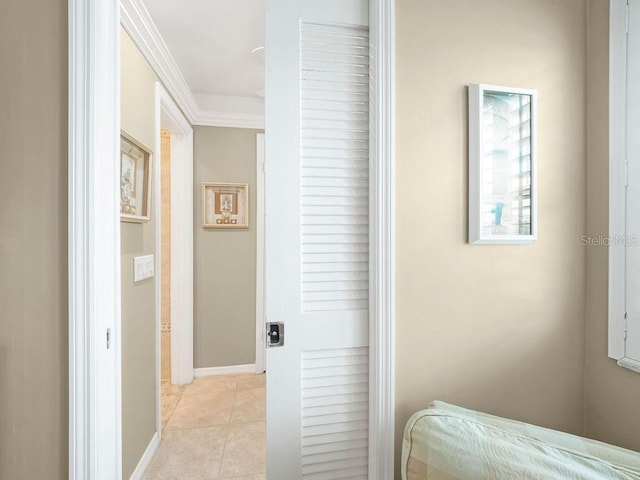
301, 347, 369, 480
300, 20, 370, 311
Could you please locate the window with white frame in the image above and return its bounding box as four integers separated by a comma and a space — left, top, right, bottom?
610, 0, 640, 372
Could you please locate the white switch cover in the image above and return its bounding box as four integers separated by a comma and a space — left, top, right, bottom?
134, 255, 155, 282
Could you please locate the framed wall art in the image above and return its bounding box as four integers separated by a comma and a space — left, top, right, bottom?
120, 131, 152, 223
202, 182, 249, 229
468, 84, 537, 244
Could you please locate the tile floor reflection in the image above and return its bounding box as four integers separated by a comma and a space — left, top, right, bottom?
144, 373, 266, 480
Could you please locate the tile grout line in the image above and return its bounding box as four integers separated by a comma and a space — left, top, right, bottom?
162, 393, 183, 432
215, 379, 240, 478
154, 375, 266, 479
161, 383, 187, 432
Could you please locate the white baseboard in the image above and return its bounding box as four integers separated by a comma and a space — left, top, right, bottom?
129, 432, 159, 480
193, 364, 257, 377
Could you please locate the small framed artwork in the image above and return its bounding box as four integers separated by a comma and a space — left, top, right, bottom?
468, 84, 537, 244
120, 131, 152, 223
202, 182, 249, 229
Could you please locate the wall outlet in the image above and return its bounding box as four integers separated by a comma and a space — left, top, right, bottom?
133, 255, 155, 282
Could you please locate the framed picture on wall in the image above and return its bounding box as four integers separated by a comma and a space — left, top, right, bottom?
120, 131, 152, 223
202, 182, 249, 229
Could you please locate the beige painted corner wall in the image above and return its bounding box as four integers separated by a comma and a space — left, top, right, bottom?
0, 0, 68, 478
194, 127, 263, 368
585, 0, 640, 452
121, 27, 159, 479
395, 0, 588, 475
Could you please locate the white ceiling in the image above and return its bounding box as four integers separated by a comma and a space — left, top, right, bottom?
143, 0, 264, 99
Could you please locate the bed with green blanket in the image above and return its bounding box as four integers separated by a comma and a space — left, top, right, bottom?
402, 402, 640, 480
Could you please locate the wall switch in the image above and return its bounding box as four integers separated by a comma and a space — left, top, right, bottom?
133, 255, 155, 282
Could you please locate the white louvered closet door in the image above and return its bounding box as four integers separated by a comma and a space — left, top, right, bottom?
265, 1, 370, 478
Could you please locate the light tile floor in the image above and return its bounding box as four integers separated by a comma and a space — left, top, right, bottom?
144, 373, 266, 480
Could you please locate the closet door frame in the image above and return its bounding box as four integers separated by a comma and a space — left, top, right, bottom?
67, 1, 396, 478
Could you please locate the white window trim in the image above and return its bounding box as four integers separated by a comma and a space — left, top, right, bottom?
609, 0, 640, 373
609, 0, 627, 361
368, 1, 396, 477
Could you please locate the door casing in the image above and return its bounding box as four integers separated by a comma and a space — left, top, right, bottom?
153, 82, 194, 440
256, 133, 266, 374
67, 1, 395, 478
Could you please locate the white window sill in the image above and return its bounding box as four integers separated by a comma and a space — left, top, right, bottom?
617, 357, 640, 374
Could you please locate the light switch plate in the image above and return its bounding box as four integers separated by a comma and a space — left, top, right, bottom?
133, 255, 155, 282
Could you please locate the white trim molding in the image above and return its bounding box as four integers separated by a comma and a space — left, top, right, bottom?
120, 0, 265, 129
194, 364, 258, 377
609, 0, 628, 360
255, 133, 266, 374
154, 83, 195, 387
128, 433, 159, 480
121, 0, 199, 120
194, 110, 264, 129
368, 0, 396, 479
618, 357, 640, 373
153, 82, 195, 437
69, 0, 122, 478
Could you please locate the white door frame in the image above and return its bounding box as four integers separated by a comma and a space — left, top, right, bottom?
256, 133, 266, 374
154, 82, 194, 436
68, 0, 395, 478
68, 0, 122, 478
155, 83, 195, 388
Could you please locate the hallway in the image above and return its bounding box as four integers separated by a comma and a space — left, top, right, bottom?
144, 373, 266, 479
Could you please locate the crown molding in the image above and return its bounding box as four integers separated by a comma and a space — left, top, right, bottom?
193, 110, 265, 129
120, 0, 265, 130
121, 0, 199, 122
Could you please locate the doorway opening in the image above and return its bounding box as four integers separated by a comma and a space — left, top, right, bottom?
148, 119, 267, 479
68, 0, 394, 478
140, 80, 266, 479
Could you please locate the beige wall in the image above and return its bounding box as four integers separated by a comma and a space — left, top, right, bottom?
0, 0, 68, 478
395, 0, 588, 475
121, 27, 159, 479
194, 127, 262, 368
585, 0, 640, 453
